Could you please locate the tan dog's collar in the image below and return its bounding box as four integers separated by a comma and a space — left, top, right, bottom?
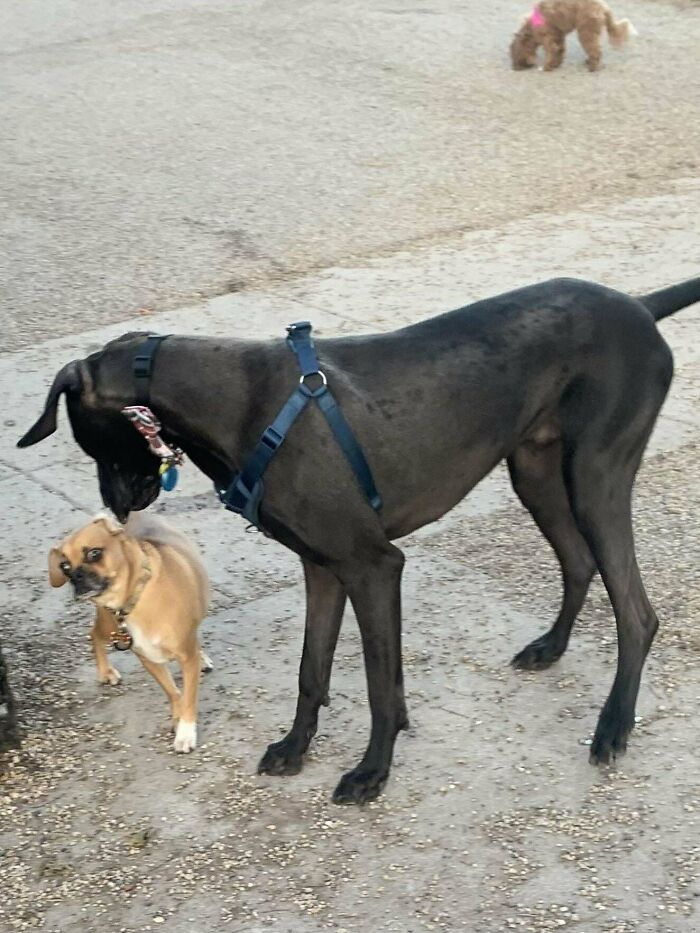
108, 544, 153, 651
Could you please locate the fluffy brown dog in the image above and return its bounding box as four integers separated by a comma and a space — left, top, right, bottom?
510, 0, 635, 72
49, 512, 211, 753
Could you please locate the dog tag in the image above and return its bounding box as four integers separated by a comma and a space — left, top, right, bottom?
159, 463, 178, 491
110, 630, 133, 651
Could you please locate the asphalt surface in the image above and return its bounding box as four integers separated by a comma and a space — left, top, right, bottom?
2, 1, 700, 932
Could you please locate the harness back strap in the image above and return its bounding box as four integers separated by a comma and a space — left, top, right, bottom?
220, 321, 382, 528
286, 323, 382, 512
134, 335, 169, 405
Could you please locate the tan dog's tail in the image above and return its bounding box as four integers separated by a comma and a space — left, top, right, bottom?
604, 9, 636, 47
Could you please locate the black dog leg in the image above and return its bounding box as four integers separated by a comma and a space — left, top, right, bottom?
332, 545, 407, 804
564, 352, 671, 764
259, 560, 346, 776
508, 441, 596, 670
576, 489, 658, 764
0, 641, 19, 754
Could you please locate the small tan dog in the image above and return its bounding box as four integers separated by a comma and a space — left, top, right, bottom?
510, 0, 635, 72
50, 512, 211, 753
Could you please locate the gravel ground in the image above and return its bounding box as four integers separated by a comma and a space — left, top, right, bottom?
2, 430, 699, 933
1, 228, 699, 931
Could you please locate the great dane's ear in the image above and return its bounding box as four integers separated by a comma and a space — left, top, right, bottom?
17, 361, 82, 448
48, 546, 68, 588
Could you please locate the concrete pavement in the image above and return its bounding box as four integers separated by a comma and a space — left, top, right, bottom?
1, 184, 700, 931
2, 0, 700, 352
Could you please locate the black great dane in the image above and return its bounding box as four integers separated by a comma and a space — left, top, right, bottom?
18, 276, 700, 802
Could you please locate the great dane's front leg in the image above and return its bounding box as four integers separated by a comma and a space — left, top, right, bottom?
259, 560, 346, 776
332, 545, 407, 805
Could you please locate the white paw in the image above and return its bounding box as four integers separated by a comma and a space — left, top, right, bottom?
173, 720, 197, 753
200, 651, 214, 673
100, 667, 122, 686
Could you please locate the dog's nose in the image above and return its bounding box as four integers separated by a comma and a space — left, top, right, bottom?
70, 568, 92, 595
69, 567, 107, 599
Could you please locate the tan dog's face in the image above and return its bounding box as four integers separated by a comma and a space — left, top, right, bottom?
510, 24, 539, 69
49, 516, 125, 602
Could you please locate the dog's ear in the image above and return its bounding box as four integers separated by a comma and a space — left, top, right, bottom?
17, 361, 82, 448
92, 514, 125, 536
48, 547, 68, 588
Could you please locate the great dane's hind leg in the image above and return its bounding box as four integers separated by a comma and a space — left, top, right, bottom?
566, 344, 673, 764
333, 544, 408, 804
570, 466, 660, 764
508, 439, 596, 670
258, 560, 346, 776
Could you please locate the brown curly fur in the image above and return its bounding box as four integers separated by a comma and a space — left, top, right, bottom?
510, 0, 634, 72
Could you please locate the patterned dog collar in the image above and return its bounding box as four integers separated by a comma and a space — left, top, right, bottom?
107, 545, 152, 651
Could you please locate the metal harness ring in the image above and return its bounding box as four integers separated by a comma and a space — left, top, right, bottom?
299, 370, 327, 387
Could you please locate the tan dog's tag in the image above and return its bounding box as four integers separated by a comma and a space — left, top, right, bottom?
110, 629, 133, 651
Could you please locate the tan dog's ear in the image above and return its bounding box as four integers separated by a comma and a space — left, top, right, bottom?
93, 514, 124, 535
49, 547, 68, 588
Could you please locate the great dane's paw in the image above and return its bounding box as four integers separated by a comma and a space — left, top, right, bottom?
258, 740, 304, 776
332, 767, 388, 805
589, 716, 632, 765
511, 634, 565, 671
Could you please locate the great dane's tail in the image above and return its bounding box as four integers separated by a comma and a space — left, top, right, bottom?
640, 276, 700, 322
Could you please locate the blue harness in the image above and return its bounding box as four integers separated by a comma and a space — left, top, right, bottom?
132, 324, 382, 533
219, 321, 382, 530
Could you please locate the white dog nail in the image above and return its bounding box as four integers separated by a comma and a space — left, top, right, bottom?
174, 720, 197, 753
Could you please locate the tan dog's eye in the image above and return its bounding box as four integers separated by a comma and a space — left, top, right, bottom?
85, 548, 103, 563
60, 560, 71, 574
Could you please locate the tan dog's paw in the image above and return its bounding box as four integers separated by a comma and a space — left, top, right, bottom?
99, 667, 122, 686
173, 720, 197, 753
